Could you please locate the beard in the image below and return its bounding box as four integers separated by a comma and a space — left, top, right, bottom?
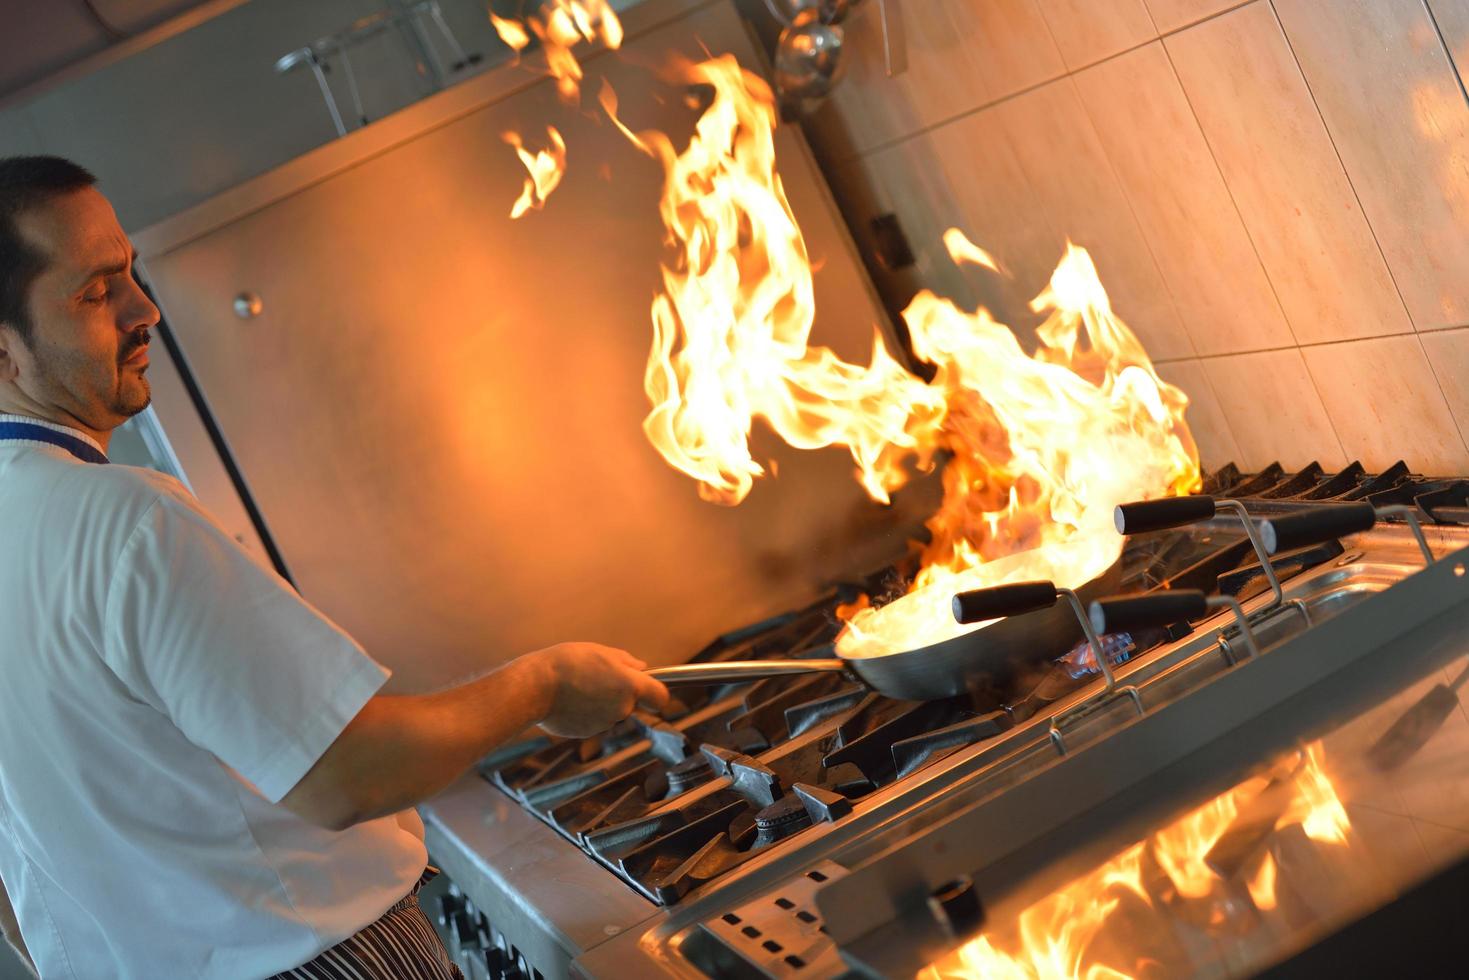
114, 327, 152, 417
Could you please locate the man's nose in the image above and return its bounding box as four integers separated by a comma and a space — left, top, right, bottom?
120, 276, 161, 331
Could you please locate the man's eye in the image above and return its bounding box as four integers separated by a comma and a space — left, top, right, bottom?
83, 291, 109, 304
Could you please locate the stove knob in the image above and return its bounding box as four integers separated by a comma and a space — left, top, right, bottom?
448, 909, 482, 950
483, 946, 510, 976
436, 891, 466, 928
927, 876, 984, 938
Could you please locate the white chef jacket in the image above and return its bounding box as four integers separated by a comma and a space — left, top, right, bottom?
0, 415, 427, 979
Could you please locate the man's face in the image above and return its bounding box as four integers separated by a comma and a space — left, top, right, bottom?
0, 187, 160, 435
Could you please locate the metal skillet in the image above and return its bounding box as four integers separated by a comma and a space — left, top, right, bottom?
646, 558, 1124, 701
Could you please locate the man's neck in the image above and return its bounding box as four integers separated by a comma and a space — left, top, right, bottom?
0, 396, 110, 452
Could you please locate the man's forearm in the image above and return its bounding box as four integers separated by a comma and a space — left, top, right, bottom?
0, 885, 36, 977
282, 656, 552, 829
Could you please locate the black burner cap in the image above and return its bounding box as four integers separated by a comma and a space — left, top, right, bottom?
752, 796, 813, 848
665, 753, 714, 796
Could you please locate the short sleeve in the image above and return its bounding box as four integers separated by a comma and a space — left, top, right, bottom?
102, 488, 390, 803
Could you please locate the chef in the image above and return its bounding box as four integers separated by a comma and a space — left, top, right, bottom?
0, 155, 670, 979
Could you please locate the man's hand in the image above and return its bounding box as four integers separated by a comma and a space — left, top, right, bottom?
280, 641, 670, 830
524, 642, 670, 737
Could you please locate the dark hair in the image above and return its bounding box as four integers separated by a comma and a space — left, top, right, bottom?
0, 156, 98, 343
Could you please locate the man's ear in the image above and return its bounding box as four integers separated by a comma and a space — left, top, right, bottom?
0, 326, 21, 383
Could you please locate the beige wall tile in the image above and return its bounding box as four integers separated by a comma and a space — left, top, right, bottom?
1419, 327, 1469, 460
1143, 0, 1240, 33
988, 78, 1194, 361
1203, 349, 1346, 470
1155, 359, 1244, 470
810, 0, 1065, 160
1427, 0, 1469, 75
1075, 43, 1292, 357
1033, 0, 1157, 69
831, 137, 976, 311
1166, 3, 1412, 346
1301, 336, 1469, 474
1275, 0, 1469, 330
927, 107, 1062, 331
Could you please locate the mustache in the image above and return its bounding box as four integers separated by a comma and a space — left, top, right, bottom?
119, 329, 152, 362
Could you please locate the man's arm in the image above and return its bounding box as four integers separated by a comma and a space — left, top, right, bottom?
280, 642, 667, 831
0, 881, 36, 978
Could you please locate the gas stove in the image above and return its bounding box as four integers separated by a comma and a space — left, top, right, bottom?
421, 459, 1469, 979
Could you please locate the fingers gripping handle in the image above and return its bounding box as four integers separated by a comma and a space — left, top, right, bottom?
952, 581, 1059, 625
1088, 591, 1209, 635
1114, 496, 1217, 535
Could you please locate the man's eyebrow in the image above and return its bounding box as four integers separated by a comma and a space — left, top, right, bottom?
72, 249, 138, 291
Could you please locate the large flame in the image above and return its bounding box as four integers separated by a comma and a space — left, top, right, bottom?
607, 54, 1197, 657
921, 742, 1353, 980
491, 0, 623, 103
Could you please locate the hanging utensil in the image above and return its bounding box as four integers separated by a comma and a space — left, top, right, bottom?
773, 8, 849, 107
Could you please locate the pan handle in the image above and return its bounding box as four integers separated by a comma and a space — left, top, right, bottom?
1114, 496, 1218, 535
1088, 591, 1210, 634
646, 659, 848, 685
951, 580, 1058, 624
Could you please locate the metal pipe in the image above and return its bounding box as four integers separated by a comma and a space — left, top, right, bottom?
1059, 587, 1113, 692
307, 54, 348, 138
1216, 498, 1286, 607
1376, 504, 1435, 564
1208, 594, 1262, 660
338, 47, 367, 128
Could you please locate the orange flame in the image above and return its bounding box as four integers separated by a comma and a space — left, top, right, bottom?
920, 742, 1351, 980
504, 126, 568, 218
491, 0, 623, 103
1284, 741, 1351, 844
489, 12, 530, 52
1247, 852, 1278, 911
605, 54, 1197, 658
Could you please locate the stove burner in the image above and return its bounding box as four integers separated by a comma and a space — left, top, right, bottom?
481, 460, 1469, 910
665, 754, 714, 797
752, 797, 813, 848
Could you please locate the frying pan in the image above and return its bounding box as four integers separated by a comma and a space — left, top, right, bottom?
646, 558, 1124, 701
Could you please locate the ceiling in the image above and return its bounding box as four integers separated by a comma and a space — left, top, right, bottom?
0, 0, 223, 100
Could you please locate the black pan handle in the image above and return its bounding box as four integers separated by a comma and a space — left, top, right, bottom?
1259, 502, 1376, 555
952, 581, 1058, 625
1114, 496, 1217, 535
1088, 591, 1209, 634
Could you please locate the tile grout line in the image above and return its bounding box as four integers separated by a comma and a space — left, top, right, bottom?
1423, 0, 1469, 108
1061, 73, 1201, 362
1267, 0, 1420, 335
1417, 0, 1469, 457
1295, 350, 1354, 473
1175, 354, 1249, 473
1149, 326, 1469, 366
1155, 5, 1302, 351
1274, 0, 1468, 463
826, 0, 1258, 170
1159, 6, 1376, 472
1412, 333, 1469, 467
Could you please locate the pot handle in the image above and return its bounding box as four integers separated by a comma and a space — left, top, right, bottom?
951, 580, 1058, 624
1259, 503, 1377, 555
646, 659, 847, 685
1088, 591, 1210, 634
1114, 496, 1218, 535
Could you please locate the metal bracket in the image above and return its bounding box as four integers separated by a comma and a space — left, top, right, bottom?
1377, 504, 1436, 564
878, 0, 907, 77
